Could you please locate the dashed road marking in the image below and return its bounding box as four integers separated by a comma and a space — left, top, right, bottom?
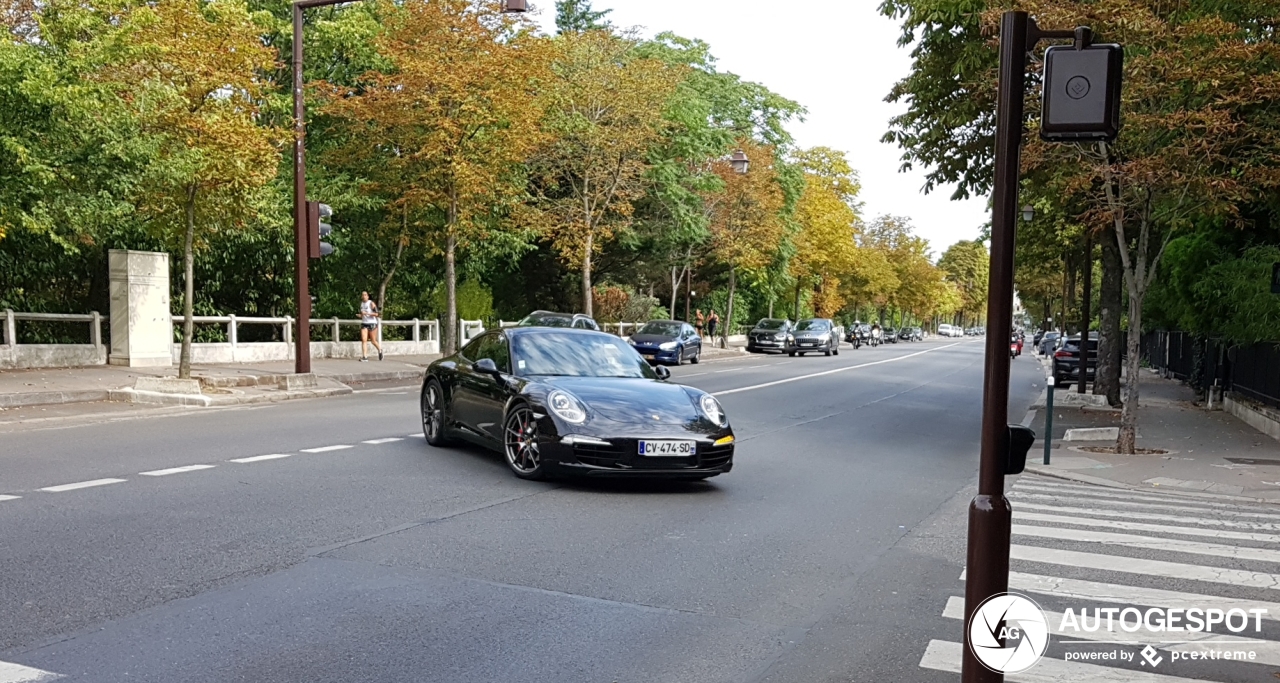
229, 454, 293, 464
362, 438, 404, 445
0, 495, 20, 502
140, 464, 215, 477
39, 478, 126, 493
1013, 523, 1280, 564
300, 445, 353, 453
408, 433, 425, 438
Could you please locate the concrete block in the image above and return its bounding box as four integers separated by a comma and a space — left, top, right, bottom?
111, 388, 211, 406
1053, 392, 1112, 408
135, 376, 202, 395
278, 373, 318, 391
1224, 393, 1280, 442
1064, 427, 1120, 441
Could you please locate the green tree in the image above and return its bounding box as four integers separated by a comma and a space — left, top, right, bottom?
107, 0, 281, 378
554, 0, 610, 34
937, 238, 989, 326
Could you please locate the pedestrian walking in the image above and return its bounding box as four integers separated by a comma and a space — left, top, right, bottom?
695, 309, 705, 336
359, 291, 383, 362
707, 309, 719, 345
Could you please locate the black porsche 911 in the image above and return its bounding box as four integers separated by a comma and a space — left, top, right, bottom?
419, 327, 735, 481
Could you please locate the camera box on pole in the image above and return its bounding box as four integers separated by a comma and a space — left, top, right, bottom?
1041, 44, 1123, 142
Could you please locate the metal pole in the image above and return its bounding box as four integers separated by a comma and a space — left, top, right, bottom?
1044, 377, 1054, 465
1078, 234, 1092, 394
962, 11, 1028, 683
292, 2, 311, 375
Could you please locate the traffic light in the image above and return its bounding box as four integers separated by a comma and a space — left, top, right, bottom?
306, 201, 334, 259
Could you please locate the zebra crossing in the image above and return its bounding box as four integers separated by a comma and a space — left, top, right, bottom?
918, 475, 1280, 682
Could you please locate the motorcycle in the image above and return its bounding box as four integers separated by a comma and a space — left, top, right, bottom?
1010, 335, 1023, 358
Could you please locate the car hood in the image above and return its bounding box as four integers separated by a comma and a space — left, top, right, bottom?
630, 333, 677, 345
751, 328, 786, 335
538, 377, 702, 424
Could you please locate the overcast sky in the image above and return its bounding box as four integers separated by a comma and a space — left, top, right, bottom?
530, 0, 991, 258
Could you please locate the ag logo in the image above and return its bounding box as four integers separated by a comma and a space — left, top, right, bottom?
968, 593, 1050, 673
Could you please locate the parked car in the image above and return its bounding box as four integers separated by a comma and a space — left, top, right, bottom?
882, 327, 898, 344
1053, 333, 1100, 388
1038, 331, 1062, 356
937, 323, 958, 338
746, 318, 794, 354
789, 318, 840, 356
517, 310, 600, 330
420, 327, 734, 480
628, 320, 702, 365
900, 327, 923, 342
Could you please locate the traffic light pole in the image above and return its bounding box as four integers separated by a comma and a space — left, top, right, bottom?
963, 13, 1080, 682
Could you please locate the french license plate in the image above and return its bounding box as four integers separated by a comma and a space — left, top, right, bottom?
800, 342, 815, 346
638, 440, 696, 456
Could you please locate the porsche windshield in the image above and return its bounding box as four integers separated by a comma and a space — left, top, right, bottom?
512, 332, 656, 378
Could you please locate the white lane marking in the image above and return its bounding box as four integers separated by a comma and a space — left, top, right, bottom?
0, 660, 61, 682
984, 569, 1280, 622
408, 432, 425, 438
681, 372, 709, 377
140, 464, 215, 477
1010, 491, 1280, 520
921, 642, 1198, 683
713, 369, 735, 373
300, 445, 352, 453
0, 495, 19, 502
1015, 510, 1280, 543
745, 365, 767, 369
1015, 501, 1280, 531
940, 598, 1277, 662
381, 392, 408, 396
229, 454, 292, 464
1013, 524, 1280, 564
39, 478, 126, 493
712, 343, 962, 396
1009, 544, 1280, 589
1015, 481, 1262, 507
1019, 477, 1251, 502
920, 639, 1199, 682
362, 438, 404, 445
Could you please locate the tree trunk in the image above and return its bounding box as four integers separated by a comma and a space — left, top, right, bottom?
581, 229, 593, 318
1064, 252, 1077, 335
793, 279, 802, 320
1118, 287, 1142, 453
670, 266, 680, 319
179, 184, 197, 380
444, 190, 459, 355
684, 266, 692, 322
377, 206, 408, 313
725, 266, 736, 349
1094, 229, 1123, 406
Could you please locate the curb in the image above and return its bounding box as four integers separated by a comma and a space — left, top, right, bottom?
0, 390, 112, 409
1022, 465, 1280, 504
110, 385, 353, 407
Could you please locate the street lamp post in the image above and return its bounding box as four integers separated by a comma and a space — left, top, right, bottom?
290, 0, 525, 374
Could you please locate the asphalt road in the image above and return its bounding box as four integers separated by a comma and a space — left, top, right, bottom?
0, 338, 1052, 682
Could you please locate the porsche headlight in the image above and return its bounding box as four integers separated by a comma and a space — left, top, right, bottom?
699, 394, 727, 425
547, 390, 587, 424
659, 341, 678, 351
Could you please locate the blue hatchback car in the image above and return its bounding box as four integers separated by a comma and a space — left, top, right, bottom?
628, 320, 703, 365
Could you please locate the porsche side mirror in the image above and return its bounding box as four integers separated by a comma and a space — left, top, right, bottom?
654, 366, 671, 380
1006, 424, 1036, 475
474, 358, 500, 376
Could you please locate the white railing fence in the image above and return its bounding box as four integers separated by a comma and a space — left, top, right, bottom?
169, 315, 441, 364
1, 309, 107, 369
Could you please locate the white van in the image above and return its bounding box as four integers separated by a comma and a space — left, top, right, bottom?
938, 324, 957, 338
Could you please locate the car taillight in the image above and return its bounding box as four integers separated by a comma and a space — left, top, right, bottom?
1055, 350, 1070, 358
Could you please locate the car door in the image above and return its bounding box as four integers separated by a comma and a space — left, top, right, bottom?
454, 333, 504, 439
685, 324, 700, 356
473, 334, 512, 442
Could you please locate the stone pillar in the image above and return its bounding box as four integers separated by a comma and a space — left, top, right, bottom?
108, 249, 173, 367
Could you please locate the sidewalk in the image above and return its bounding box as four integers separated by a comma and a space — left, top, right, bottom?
0, 355, 439, 409
1023, 354, 1280, 502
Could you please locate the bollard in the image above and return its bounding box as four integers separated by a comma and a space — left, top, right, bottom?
1044, 374, 1055, 465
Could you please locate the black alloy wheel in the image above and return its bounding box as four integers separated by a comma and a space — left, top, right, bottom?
690, 345, 701, 364
504, 403, 546, 480
422, 379, 452, 447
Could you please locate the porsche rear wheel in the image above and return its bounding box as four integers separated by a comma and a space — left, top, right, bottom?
504, 404, 546, 480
